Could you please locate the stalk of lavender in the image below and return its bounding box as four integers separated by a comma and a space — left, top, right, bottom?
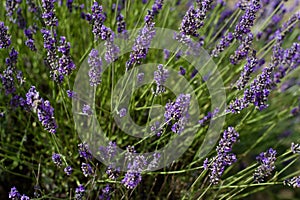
57, 36, 76, 79
164, 94, 191, 134
0, 22, 11, 48
6, 0, 22, 21
204, 127, 239, 185
41, 28, 60, 81
24, 26, 37, 51
229, 32, 254, 65
90, 2, 119, 63
0, 48, 19, 95
235, 50, 257, 90
88, 49, 102, 86
42, 0, 58, 27
25, 86, 57, 133
211, 0, 261, 57
116, 13, 128, 38
126, 0, 164, 70
179, 0, 213, 38
253, 148, 277, 183
153, 64, 169, 95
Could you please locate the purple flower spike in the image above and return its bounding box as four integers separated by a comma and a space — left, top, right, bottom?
52, 153, 62, 167
153, 64, 169, 95
0, 22, 11, 48
253, 148, 277, 183
164, 94, 191, 134
204, 127, 239, 184
64, 166, 73, 175
75, 185, 85, 200
42, 0, 58, 27
88, 49, 102, 86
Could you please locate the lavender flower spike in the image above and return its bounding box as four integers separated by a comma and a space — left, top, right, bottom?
253, 148, 277, 183
0, 22, 11, 48
42, 0, 58, 27
164, 94, 191, 134
153, 64, 169, 95
204, 127, 239, 184
88, 49, 102, 86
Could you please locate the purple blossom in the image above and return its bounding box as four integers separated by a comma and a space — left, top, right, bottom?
106, 166, 120, 180
0, 22, 11, 48
57, 36, 76, 80
99, 184, 111, 200
119, 108, 127, 117
163, 49, 170, 60
179, 66, 186, 76
1, 67, 16, 95
88, 49, 102, 86
82, 104, 92, 115
52, 153, 62, 167
81, 162, 93, 177
284, 176, 300, 188
78, 142, 93, 160
9, 187, 21, 199
153, 64, 169, 95
291, 107, 300, 116
121, 171, 142, 189
126, 22, 156, 70
179, 0, 213, 38
42, 0, 58, 27
25, 86, 57, 133
254, 148, 277, 183
75, 185, 85, 200
64, 166, 73, 175
67, 90, 77, 98
6, 0, 22, 20
204, 127, 239, 184
211, 32, 234, 57
164, 94, 191, 134
116, 14, 127, 37
236, 50, 258, 90
137, 73, 144, 83
99, 141, 117, 161
126, 0, 164, 70
66, 0, 73, 12
234, 0, 261, 40
230, 33, 254, 65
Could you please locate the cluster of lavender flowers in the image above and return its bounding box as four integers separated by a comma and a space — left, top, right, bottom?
78, 142, 94, 177
126, 0, 164, 70
89, 2, 119, 63
75, 185, 85, 200
164, 94, 191, 134
212, 0, 261, 57
0, 48, 20, 95
25, 86, 57, 133
179, 0, 213, 38
0, 22, 11, 48
9, 187, 29, 200
153, 64, 169, 95
42, 0, 58, 26
24, 26, 37, 51
203, 127, 239, 184
88, 49, 102, 86
253, 148, 277, 183
40, 0, 76, 82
